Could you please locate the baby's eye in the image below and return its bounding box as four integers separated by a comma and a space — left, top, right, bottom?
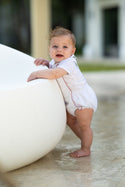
53, 45, 58, 48
63, 46, 68, 48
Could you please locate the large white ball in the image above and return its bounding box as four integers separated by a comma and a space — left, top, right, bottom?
0, 44, 66, 172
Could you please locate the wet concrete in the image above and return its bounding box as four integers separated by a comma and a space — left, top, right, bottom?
2, 71, 125, 187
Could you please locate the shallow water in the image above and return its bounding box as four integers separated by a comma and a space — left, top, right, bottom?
3, 96, 125, 187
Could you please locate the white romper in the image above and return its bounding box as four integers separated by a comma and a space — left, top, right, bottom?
49, 55, 97, 116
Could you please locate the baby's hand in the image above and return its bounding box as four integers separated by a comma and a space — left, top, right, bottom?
34, 58, 49, 67
27, 71, 38, 82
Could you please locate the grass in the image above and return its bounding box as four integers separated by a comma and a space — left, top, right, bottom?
78, 61, 125, 72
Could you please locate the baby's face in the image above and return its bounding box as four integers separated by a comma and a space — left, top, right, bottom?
49, 35, 76, 63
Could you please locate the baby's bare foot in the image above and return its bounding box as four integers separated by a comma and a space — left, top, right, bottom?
70, 149, 90, 158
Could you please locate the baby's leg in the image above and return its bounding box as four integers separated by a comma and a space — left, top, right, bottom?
70, 108, 93, 158
66, 111, 81, 139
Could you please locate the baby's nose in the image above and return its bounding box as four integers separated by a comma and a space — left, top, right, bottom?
57, 47, 62, 51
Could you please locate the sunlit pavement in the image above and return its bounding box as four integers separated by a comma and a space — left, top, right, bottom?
3, 71, 125, 187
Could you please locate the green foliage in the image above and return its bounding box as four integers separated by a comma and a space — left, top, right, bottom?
78, 62, 125, 72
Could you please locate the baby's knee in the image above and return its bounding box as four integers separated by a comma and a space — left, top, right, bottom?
67, 118, 76, 127
78, 120, 92, 130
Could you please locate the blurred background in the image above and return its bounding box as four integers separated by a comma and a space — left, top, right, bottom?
0, 1, 125, 186
0, 0, 125, 61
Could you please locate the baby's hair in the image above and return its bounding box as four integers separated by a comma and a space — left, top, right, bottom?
50, 27, 76, 47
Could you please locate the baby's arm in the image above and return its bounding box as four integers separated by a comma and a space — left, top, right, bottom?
34, 57, 49, 67
27, 68, 67, 82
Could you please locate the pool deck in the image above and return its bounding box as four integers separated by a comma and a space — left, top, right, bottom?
2, 70, 125, 187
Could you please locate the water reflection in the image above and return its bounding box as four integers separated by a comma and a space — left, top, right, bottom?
7, 96, 125, 187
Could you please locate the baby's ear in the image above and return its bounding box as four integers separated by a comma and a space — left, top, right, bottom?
72, 47, 76, 54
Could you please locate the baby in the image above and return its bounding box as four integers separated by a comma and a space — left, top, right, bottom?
27, 27, 97, 158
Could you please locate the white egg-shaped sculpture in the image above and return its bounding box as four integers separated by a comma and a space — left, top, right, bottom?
0, 44, 66, 172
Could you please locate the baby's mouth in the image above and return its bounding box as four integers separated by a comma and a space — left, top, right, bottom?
56, 54, 63, 57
